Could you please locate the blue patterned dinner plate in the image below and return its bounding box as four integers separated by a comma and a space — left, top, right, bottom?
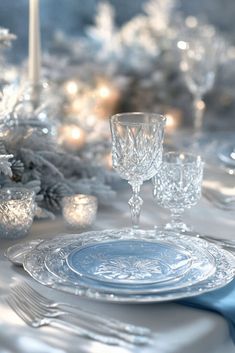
24, 229, 234, 302
66, 240, 192, 285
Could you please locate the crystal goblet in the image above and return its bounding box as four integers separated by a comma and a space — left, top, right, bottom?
110, 112, 166, 229
178, 30, 222, 132
153, 152, 204, 232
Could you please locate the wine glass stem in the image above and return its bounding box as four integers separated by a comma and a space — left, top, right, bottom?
169, 209, 184, 229
152, 175, 158, 197
193, 95, 205, 133
128, 182, 143, 229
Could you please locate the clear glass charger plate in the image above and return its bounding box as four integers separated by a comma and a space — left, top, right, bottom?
23, 229, 235, 303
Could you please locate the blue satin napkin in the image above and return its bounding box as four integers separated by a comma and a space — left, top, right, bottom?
179, 279, 235, 343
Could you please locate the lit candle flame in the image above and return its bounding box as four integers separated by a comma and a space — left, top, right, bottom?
97, 85, 111, 99
165, 108, 182, 133
64, 81, 79, 96
58, 124, 86, 150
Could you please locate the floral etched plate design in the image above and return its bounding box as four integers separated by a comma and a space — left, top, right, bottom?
23, 229, 235, 303
44, 234, 215, 294
66, 240, 192, 285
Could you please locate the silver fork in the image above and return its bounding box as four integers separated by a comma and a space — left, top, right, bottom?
12, 281, 151, 336
6, 282, 151, 347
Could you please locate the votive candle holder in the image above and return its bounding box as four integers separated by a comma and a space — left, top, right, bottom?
0, 188, 35, 239
62, 194, 98, 229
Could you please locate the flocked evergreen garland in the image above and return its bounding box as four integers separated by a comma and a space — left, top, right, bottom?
0, 123, 117, 218
0, 0, 234, 221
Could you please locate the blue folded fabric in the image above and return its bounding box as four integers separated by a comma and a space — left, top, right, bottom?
179, 279, 235, 344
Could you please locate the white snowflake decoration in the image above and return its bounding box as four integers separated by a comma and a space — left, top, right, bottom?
86, 2, 120, 61
144, 0, 176, 33
88, 2, 115, 43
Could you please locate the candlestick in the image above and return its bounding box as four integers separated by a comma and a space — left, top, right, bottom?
29, 0, 41, 84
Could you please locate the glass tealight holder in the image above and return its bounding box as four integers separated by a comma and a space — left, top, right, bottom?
0, 188, 36, 239
62, 194, 98, 229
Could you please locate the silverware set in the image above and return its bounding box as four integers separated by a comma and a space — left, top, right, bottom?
6, 281, 152, 347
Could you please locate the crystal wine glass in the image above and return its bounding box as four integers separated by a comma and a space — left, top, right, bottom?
153, 152, 203, 232
178, 29, 223, 132
110, 112, 166, 229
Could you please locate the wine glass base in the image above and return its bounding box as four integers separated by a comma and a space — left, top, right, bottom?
164, 222, 192, 233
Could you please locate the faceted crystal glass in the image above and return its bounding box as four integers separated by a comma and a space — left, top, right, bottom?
110, 112, 166, 228
0, 188, 35, 239
154, 152, 203, 232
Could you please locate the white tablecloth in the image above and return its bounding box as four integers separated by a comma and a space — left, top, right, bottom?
0, 175, 235, 353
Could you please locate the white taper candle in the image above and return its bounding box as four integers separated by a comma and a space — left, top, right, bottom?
28, 0, 41, 84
